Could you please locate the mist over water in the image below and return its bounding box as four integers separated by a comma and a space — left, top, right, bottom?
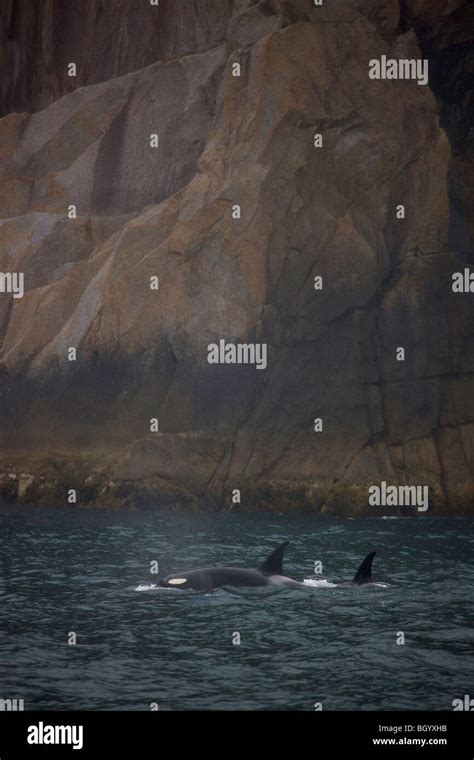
0, 506, 473, 711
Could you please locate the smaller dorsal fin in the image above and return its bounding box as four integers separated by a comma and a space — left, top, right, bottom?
353, 552, 376, 585
258, 542, 289, 575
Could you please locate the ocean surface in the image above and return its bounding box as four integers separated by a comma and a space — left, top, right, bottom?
0, 506, 472, 711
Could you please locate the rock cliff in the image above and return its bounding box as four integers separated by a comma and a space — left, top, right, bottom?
0, 0, 472, 513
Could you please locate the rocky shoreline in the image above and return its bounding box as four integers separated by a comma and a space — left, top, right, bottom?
1, 441, 472, 516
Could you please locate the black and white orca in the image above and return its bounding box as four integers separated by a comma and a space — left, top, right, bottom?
159, 543, 377, 592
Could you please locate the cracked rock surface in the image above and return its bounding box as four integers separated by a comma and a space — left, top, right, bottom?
0, 0, 472, 513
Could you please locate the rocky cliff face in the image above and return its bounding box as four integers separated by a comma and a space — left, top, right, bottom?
0, 0, 472, 514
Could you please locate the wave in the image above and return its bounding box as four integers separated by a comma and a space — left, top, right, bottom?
303, 578, 338, 588
134, 583, 159, 591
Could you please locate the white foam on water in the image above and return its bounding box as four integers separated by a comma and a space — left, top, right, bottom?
134, 583, 159, 591
303, 578, 338, 588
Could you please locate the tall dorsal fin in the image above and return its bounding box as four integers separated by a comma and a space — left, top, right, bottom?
353, 552, 376, 585
258, 542, 289, 575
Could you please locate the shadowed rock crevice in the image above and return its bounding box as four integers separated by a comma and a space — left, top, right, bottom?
399, 0, 474, 254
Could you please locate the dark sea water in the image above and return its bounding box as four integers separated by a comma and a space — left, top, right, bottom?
0, 506, 473, 711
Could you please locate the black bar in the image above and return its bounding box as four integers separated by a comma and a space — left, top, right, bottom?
0, 711, 472, 758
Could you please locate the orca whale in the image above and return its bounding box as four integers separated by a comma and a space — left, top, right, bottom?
159, 543, 377, 592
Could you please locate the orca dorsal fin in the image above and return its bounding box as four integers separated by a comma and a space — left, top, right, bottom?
258, 542, 289, 575
353, 552, 376, 585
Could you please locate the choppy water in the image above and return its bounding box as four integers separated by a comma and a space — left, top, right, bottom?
0, 506, 473, 710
